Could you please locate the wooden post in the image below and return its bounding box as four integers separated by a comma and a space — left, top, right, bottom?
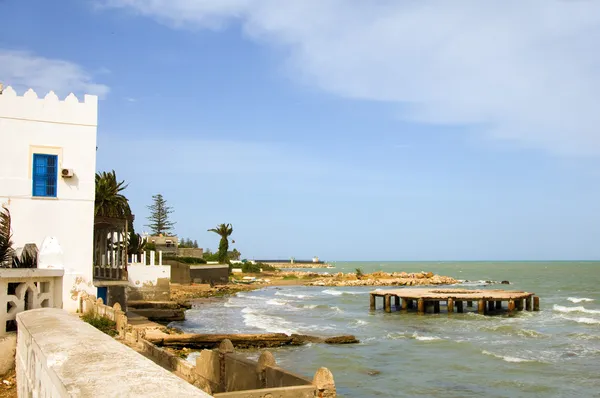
516, 299, 524, 311
456, 301, 464, 313
434, 301, 440, 314
508, 299, 515, 314
447, 298, 454, 314
384, 295, 391, 313
369, 294, 376, 311
467, 301, 473, 308
394, 296, 400, 311
478, 299, 486, 314
533, 296, 540, 311
525, 296, 532, 311
488, 300, 495, 312
401, 298, 408, 311
495, 301, 502, 310
417, 299, 425, 314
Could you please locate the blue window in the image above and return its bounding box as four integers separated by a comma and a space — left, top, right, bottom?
32, 154, 58, 197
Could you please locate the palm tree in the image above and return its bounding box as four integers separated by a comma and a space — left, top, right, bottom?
95, 170, 131, 218
0, 205, 14, 267
207, 223, 233, 264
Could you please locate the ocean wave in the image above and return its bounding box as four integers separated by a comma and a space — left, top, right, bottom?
568, 297, 595, 304
563, 317, 600, 325
412, 333, 442, 341
482, 350, 535, 363
349, 319, 369, 328
242, 307, 297, 334
275, 292, 310, 299
322, 289, 368, 296
236, 293, 262, 299
553, 305, 600, 315
266, 299, 288, 306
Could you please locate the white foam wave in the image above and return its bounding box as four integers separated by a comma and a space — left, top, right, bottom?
266, 299, 288, 306
322, 289, 368, 296
242, 307, 297, 334
236, 293, 262, 300
349, 319, 369, 328
568, 297, 595, 303
412, 333, 442, 341
482, 350, 534, 363
564, 317, 600, 325
553, 305, 600, 315
275, 292, 309, 299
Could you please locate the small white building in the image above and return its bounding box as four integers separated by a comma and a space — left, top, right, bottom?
0, 86, 98, 312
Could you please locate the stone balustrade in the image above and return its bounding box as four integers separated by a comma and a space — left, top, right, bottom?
0, 268, 64, 336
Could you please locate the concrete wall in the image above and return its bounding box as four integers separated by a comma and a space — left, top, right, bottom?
0, 87, 98, 312
127, 264, 171, 300
178, 248, 204, 258
190, 265, 229, 284
194, 342, 335, 396
167, 260, 191, 284
16, 308, 212, 397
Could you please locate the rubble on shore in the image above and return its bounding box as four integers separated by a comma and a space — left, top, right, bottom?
306, 271, 458, 287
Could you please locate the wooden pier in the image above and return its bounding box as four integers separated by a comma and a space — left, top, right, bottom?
370, 288, 539, 315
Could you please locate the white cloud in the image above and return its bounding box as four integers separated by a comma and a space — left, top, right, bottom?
100, 0, 600, 155
0, 49, 110, 98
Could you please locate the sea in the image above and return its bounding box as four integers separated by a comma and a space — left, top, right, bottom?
170, 261, 600, 397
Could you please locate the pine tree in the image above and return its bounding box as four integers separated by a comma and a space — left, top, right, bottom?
146, 194, 176, 235
193, 240, 199, 249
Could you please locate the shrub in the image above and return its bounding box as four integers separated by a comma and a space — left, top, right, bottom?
170, 256, 207, 264
241, 262, 277, 273
81, 313, 118, 337
355, 268, 364, 279
283, 275, 299, 280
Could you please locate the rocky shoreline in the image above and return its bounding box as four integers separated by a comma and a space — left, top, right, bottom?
304, 271, 458, 287
266, 262, 335, 269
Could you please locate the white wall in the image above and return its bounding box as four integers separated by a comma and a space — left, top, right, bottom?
128, 264, 171, 287
0, 86, 98, 311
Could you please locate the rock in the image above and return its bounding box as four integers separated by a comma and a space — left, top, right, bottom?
501, 280, 510, 284
324, 335, 360, 344
365, 370, 381, 376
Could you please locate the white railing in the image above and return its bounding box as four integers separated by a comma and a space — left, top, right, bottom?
128, 250, 163, 266
0, 268, 64, 336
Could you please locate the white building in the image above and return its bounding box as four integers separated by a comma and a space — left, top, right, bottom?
0, 86, 98, 312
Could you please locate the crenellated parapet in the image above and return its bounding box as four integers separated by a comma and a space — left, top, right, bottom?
0, 85, 97, 126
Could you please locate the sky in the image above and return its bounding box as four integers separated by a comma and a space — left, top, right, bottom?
2, 0, 600, 261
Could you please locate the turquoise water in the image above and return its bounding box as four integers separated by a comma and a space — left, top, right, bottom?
173, 261, 600, 397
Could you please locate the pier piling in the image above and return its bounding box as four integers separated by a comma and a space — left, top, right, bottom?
478, 299, 486, 314
368, 288, 539, 317
417, 299, 425, 314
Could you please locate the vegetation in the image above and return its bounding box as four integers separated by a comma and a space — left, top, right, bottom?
81, 313, 118, 337
0, 205, 14, 267
241, 262, 276, 273
207, 223, 233, 264
165, 255, 207, 264
355, 268, 364, 279
179, 238, 199, 248
146, 194, 176, 235
127, 222, 146, 256
13, 245, 38, 268
283, 275, 299, 280
95, 171, 131, 218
